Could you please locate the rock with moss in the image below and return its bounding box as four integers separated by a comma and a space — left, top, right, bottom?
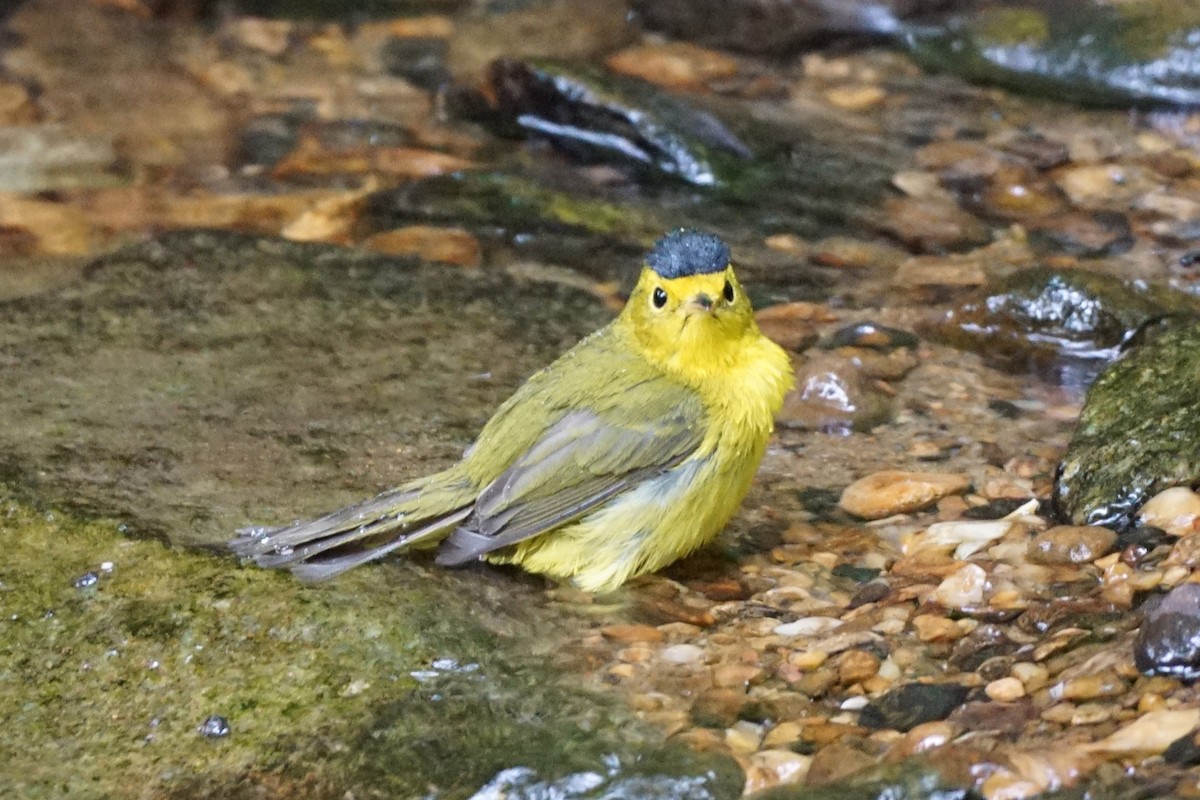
903, 1, 1200, 107
1053, 318, 1200, 528
0, 502, 742, 798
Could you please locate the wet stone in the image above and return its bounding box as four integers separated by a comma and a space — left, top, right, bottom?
690, 688, 749, 729
874, 195, 991, 254
802, 741, 877, 788
379, 36, 451, 91
1027, 210, 1134, 258
1000, 132, 1070, 170
468, 58, 750, 187
858, 682, 971, 732
1054, 319, 1200, 528
933, 266, 1199, 384
961, 498, 1030, 520
903, 3, 1200, 107
1027, 525, 1117, 565
839, 470, 970, 520
0, 231, 612, 545
1165, 730, 1200, 767
197, 715, 230, 739
967, 166, 1068, 222
1138, 487, 1200, 537
949, 625, 1019, 671
1018, 599, 1125, 636
0, 125, 125, 193
825, 322, 918, 352
1135, 583, 1200, 681
605, 42, 739, 93
777, 354, 892, 435
72, 571, 99, 589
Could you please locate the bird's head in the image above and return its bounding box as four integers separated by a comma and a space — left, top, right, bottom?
623, 230, 759, 379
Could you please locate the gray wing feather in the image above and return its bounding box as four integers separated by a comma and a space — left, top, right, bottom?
435, 403, 703, 566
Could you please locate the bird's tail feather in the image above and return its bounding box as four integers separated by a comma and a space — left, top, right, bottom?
229, 484, 471, 582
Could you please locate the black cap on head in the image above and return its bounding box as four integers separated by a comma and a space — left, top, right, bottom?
646, 229, 730, 279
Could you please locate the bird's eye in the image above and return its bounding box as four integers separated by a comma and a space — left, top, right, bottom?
652, 287, 667, 308
723, 280, 735, 303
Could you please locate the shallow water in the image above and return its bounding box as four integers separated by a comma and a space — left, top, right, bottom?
3, 0, 1200, 798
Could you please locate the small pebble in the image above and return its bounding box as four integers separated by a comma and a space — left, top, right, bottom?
1027, 525, 1117, 564
1070, 703, 1113, 725
197, 715, 230, 739
837, 649, 881, 685
763, 721, 803, 748
1134, 583, 1200, 680
932, 563, 988, 610
825, 84, 886, 111
778, 355, 891, 434
725, 721, 764, 754
1050, 671, 1126, 701
605, 42, 738, 93
789, 650, 829, 670
72, 571, 99, 589
1086, 708, 1200, 754
774, 617, 843, 637
659, 644, 705, 664
858, 682, 970, 732
876, 196, 990, 253
891, 720, 956, 757
742, 750, 811, 793
825, 322, 918, 352
1166, 533, 1200, 567
985, 677, 1026, 702
690, 688, 748, 728
839, 470, 970, 520
600, 624, 663, 643
1139, 487, 1200, 537
713, 663, 764, 688
912, 614, 965, 643
1011, 663, 1049, 691
909, 518, 1019, 560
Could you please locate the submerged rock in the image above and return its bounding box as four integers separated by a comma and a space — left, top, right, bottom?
0, 230, 612, 546
1135, 583, 1200, 681
1054, 319, 1200, 528
903, 1, 1200, 107
932, 266, 1200, 386
858, 682, 971, 731
462, 58, 752, 186
0, 125, 126, 193
0, 503, 743, 797
197, 715, 231, 739
747, 758, 974, 799
777, 354, 894, 434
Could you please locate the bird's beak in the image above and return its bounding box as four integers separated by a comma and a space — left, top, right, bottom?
685, 293, 715, 314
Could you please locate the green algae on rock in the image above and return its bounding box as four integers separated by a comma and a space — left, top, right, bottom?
902, 1, 1200, 107
0, 501, 741, 799
931, 266, 1200, 387
1053, 319, 1200, 528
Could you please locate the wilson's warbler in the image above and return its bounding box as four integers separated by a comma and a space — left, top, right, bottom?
230, 230, 794, 592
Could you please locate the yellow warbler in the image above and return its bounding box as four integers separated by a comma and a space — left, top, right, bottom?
231, 230, 794, 592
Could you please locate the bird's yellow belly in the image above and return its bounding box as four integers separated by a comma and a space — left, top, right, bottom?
490, 434, 766, 592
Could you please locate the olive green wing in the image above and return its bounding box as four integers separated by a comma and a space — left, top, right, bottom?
434, 381, 706, 566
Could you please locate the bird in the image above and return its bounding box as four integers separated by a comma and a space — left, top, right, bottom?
229, 229, 795, 592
